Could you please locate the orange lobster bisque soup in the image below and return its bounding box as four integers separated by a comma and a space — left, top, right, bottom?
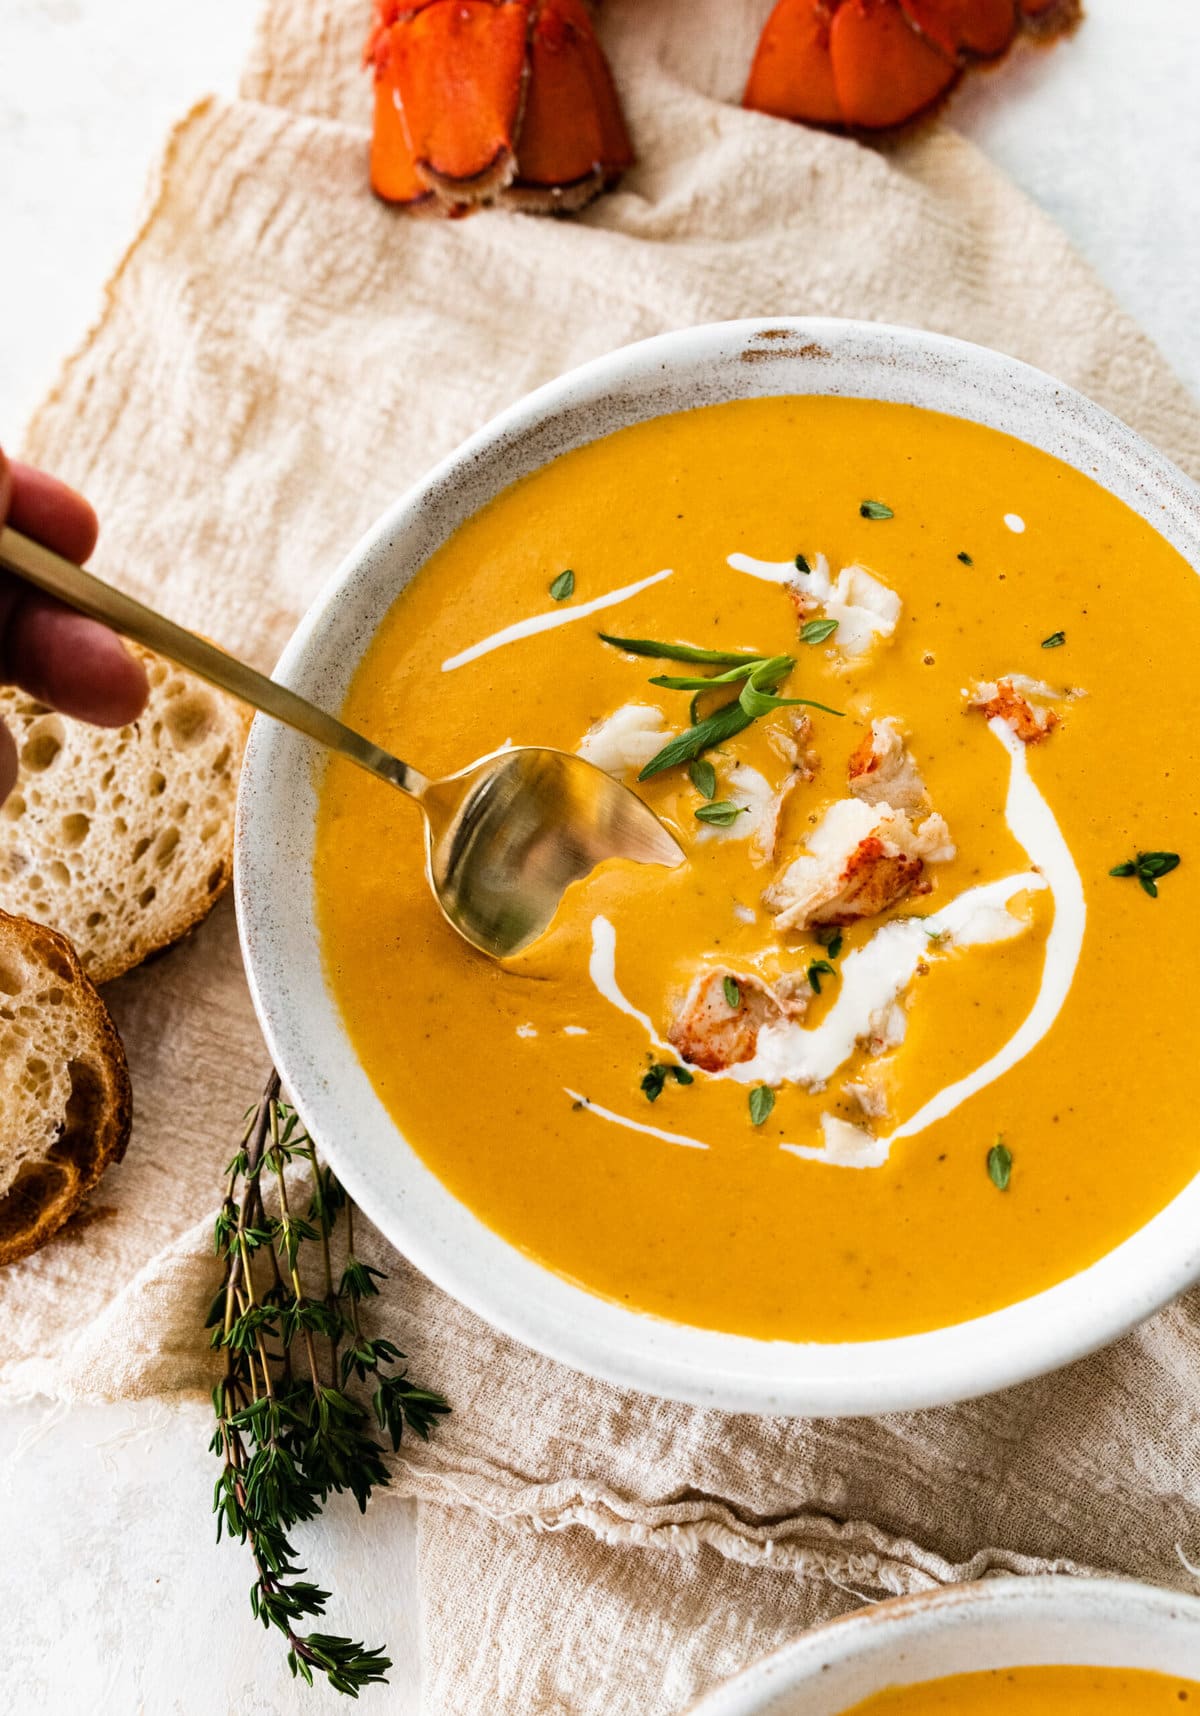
315, 397, 1200, 1342
840, 1665, 1200, 1712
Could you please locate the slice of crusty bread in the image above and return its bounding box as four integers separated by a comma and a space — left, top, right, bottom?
0, 646, 249, 983
0, 910, 132, 1266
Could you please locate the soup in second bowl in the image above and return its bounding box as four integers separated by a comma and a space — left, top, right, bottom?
840, 1664, 1199, 1712
315, 394, 1200, 1341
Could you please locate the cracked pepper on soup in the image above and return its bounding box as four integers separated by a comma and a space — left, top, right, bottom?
838, 1665, 1200, 1712
314, 396, 1200, 1342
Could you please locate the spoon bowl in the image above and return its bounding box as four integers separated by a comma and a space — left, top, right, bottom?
423, 746, 683, 958
0, 525, 683, 961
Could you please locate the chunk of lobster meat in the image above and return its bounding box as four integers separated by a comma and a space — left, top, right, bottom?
693, 763, 778, 858
755, 772, 803, 865
578, 703, 670, 777
754, 714, 819, 862
789, 556, 902, 656
818, 1113, 889, 1166
768, 712, 818, 778
668, 968, 809, 1073
863, 994, 909, 1055
965, 675, 1062, 744
764, 797, 955, 932
844, 1075, 889, 1120
848, 717, 931, 815
508, 0, 635, 211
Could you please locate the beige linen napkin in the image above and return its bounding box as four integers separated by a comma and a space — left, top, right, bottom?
6, 2, 1200, 1709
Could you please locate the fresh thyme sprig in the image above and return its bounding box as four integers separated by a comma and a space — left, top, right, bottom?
209, 1073, 449, 1696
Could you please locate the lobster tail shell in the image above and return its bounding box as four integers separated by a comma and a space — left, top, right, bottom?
366, 0, 633, 215
898, 0, 1017, 58
743, 0, 843, 125
511, 0, 636, 210
745, 0, 1079, 132
828, 0, 957, 129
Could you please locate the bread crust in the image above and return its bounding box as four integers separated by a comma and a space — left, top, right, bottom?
0, 911, 132, 1266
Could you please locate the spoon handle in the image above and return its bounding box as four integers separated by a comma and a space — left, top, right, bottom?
0, 525, 430, 798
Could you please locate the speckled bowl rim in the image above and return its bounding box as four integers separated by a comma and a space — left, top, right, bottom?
235, 317, 1200, 1417
686, 1576, 1200, 1715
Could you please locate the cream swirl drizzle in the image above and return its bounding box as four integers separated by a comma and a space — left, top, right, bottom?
441, 568, 673, 672
572, 718, 1086, 1168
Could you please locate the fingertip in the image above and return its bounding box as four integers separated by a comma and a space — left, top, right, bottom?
92, 634, 151, 727
9, 600, 149, 726
7, 461, 100, 564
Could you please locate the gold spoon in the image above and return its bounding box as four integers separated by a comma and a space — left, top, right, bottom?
0, 526, 684, 959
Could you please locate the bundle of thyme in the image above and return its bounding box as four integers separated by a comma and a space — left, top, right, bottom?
208, 1072, 449, 1696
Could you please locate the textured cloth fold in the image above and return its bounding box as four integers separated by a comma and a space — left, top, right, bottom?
6, 3, 1200, 1710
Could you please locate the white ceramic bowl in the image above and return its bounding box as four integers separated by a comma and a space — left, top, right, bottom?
236, 317, 1200, 1416
687, 1577, 1200, 1715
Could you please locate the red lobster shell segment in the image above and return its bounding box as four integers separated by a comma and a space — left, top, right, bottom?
744, 0, 1079, 132
366, 0, 633, 214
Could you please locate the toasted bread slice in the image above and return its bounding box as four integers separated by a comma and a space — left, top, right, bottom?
0, 911, 132, 1266
0, 647, 248, 982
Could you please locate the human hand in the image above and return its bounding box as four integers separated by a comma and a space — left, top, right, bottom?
0, 449, 149, 802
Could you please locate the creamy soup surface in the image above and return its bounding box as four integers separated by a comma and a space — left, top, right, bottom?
840, 1664, 1200, 1712
315, 397, 1200, 1341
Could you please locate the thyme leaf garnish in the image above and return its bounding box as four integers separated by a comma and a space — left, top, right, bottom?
1041, 630, 1066, 649
549, 570, 575, 601
641, 1061, 694, 1102
807, 959, 836, 995
695, 801, 748, 827
723, 976, 741, 1010
860, 500, 894, 520
749, 1085, 776, 1127
800, 618, 839, 645
1110, 851, 1181, 898
987, 1137, 1013, 1192
688, 759, 717, 800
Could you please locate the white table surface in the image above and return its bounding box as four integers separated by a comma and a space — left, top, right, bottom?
1, 2, 1198, 1709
